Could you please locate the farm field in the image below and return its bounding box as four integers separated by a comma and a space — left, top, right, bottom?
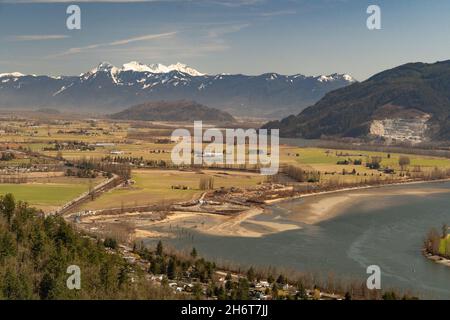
0, 177, 103, 212
41, 142, 174, 161
5, 118, 450, 172
81, 169, 265, 210
280, 146, 450, 168
279, 146, 450, 183
4, 118, 450, 212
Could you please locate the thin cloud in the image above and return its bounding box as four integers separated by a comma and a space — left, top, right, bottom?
8, 34, 70, 41
259, 9, 297, 17
109, 33, 176, 46
209, 0, 265, 7
49, 31, 177, 57
92, 42, 229, 58
207, 23, 250, 39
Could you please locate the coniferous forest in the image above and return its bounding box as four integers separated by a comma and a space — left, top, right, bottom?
0, 193, 175, 300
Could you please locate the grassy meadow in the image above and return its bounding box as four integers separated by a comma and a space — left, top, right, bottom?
81, 169, 265, 210
0, 177, 102, 212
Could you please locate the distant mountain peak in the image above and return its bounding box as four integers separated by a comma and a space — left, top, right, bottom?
88, 61, 206, 77
166, 62, 205, 76
0, 72, 25, 78
316, 73, 356, 83
342, 74, 355, 82
82, 62, 120, 83
92, 61, 116, 72
121, 61, 154, 73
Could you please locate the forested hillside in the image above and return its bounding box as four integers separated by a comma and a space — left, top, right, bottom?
110, 100, 235, 122
264, 60, 450, 140
0, 194, 173, 299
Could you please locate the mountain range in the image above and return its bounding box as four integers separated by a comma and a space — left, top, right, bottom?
264, 60, 450, 142
0, 61, 355, 118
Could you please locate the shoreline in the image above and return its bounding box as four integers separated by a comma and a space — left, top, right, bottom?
265, 178, 450, 225
265, 177, 450, 205
134, 177, 450, 238
423, 250, 450, 268
82, 176, 450, 240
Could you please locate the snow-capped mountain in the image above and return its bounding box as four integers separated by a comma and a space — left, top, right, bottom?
0, 61, 355, 118
0, 72, 25, 78
86, 61, 205, 77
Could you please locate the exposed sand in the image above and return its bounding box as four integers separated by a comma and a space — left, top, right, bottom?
134, 229, 173, 239
299, 195, 354, 224
153, 211, 216, 224
201, 207, 301, 238
280, 186, 450, 225
245, 220, 299, 233
204, 207, 266, 237
81, 211, 143, 223
137, 207, 302, 238
265, 177, 450, 205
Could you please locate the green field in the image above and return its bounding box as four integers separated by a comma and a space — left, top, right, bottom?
82, 169, 265, 210
280, 147, 450, 168
0, 179, 98, 211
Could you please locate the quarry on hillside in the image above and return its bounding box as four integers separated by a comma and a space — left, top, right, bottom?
369, 115, 431, 143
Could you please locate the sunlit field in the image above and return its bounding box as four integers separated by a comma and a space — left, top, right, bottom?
81, 169, 265, 210
0, 177, 102, 212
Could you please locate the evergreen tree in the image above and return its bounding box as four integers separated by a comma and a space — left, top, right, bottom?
192, 282, 203, 300
296, 281, 308, 300
271, 283, 279, 300
236, 278, 250, 300
190, 247, 198, 259
39, 273, 56, 300
0, 231, 16, 261
167, 258, 177, 279
1, 193, 15, 224
344, 291, 352, 301
156, 240, 163, 256
276, 274, 286, 285
247, 267, 255, 282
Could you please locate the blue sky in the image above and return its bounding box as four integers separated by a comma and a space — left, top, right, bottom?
0, 0, 450, 80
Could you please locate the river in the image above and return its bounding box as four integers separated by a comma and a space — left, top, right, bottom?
144, 181, 450, 299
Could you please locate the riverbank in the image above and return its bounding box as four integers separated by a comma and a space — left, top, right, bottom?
424, 250, 450, 268
133, 178, 450, 239
269, 178, 450, 225
265, 177, 450, 205
73, 176, 450, 242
